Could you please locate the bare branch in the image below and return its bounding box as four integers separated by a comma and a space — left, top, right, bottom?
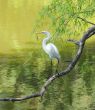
67, 39, 80, 45
0, 26, 95, 102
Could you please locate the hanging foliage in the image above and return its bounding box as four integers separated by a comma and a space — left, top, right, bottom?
37, 0, 95, 38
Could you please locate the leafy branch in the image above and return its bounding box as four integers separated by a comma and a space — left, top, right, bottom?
38, 0, 95, 37
77, 16, 95, 25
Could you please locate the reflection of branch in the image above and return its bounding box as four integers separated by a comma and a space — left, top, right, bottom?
77, 16, 95, 25
0, 26, 95, 102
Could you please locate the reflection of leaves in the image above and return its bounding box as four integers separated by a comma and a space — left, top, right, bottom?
0, 41, 95, 110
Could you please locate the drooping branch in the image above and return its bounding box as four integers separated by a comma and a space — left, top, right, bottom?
0, 26, 95, 102
56, 13, 95, 26
77, 16, 95, 25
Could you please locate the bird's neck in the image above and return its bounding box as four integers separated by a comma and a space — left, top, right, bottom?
42, 34, 51, 50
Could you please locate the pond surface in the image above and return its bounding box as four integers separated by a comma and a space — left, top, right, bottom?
0, 1, 95, 110
0, 0, 50, 53
0, 41, 95, 110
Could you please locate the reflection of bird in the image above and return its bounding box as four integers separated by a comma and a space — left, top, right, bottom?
37, 31, 60, 64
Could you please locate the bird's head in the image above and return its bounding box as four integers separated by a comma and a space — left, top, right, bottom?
41, 31, 50, 35
36, 31, 51, 40
36, 31, 50, 35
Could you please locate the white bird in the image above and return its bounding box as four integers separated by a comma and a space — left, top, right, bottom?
37, 31, 60, 64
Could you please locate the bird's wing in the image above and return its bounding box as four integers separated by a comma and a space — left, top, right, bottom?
46, 43, 60, 59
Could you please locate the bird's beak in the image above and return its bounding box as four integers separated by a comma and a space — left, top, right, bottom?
36, 32, 42, 34
36, 32, 42, 40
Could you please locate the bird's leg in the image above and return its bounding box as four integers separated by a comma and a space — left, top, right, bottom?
50, 59, 53, 74
55, 59, 60, 73
57, 59, 60, 64
51, 59, 53, 66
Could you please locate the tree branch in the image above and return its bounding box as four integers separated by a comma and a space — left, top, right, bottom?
0, 26, 95, 102
56, 12, 95, 26
67, 39, 80, 45
77, 16, 95, 25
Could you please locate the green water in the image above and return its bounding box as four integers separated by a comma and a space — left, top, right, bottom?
0, 1, 95, 110
0, 42, 95, 110
0, 0, 50, 53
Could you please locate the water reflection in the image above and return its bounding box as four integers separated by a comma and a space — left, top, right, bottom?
0, 42, 95, 110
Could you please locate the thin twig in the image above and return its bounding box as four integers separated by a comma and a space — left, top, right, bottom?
67, 39, 80, 45
77, 16, 95, 25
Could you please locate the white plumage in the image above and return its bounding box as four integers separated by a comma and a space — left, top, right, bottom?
41, 31, 60, 63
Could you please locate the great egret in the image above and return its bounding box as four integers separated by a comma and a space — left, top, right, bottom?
37, 31, 60, 64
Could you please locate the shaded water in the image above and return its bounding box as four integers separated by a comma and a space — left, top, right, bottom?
0, 41, 95, 110
0, 1, 95, 110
